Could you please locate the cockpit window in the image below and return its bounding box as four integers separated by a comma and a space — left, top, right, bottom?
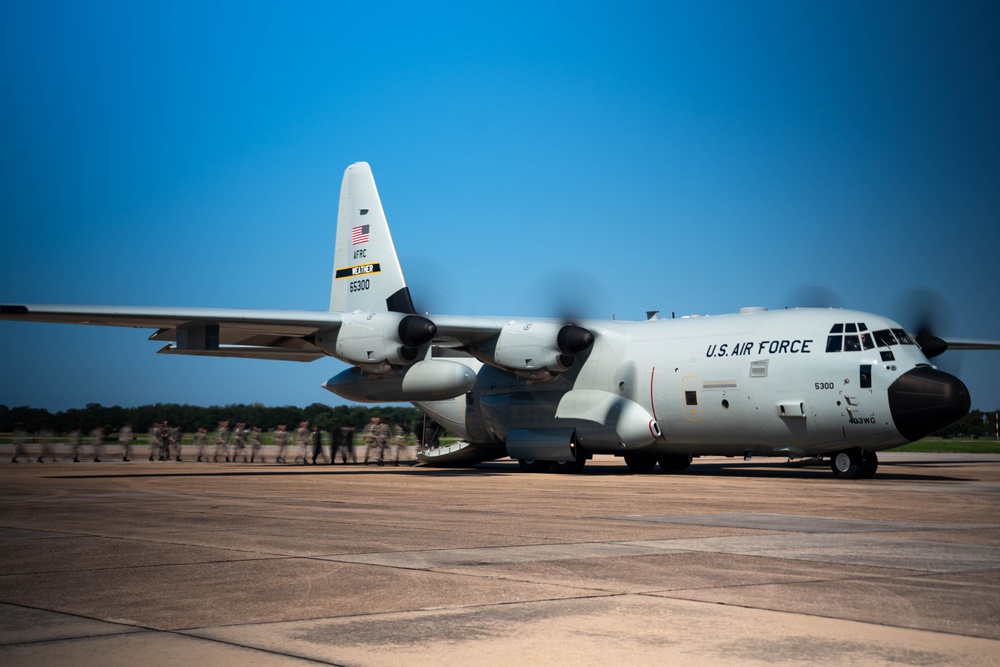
874, 329, 897, 347
828, 323, 888, 352
892, 328, 914, 345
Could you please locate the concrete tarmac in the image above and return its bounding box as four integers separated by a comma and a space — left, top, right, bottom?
1, 452, 999, 666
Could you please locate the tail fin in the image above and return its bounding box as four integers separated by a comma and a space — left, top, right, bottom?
329, 162, 415, 314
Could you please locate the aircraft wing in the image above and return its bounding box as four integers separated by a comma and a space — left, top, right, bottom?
0, 306, 552, 364
426, 314, 516, 348
0, 304, 343, 362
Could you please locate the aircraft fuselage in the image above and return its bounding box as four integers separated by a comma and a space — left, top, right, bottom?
416, 307, 969, 462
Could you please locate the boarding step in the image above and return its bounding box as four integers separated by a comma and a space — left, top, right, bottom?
416, 441, 503, 467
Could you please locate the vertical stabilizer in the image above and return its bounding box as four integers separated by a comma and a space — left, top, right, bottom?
329, 162, 415, 313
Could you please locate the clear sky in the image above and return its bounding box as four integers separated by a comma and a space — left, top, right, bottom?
1, 1, 998, 412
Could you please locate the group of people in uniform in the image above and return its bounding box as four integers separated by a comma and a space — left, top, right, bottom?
8, 417, 415, 465
10, 424, 134, 463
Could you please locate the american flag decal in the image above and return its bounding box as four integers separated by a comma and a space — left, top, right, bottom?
351, 224, 370, 245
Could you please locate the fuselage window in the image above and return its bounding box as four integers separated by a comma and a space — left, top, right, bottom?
684, 390, 698, 406
826, 335, 843, 352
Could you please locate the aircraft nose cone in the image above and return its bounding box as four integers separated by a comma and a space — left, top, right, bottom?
887, 367, 970, 441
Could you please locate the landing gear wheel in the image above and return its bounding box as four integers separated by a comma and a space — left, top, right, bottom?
551, 439, 587, 474
550, 458, 586, 473
858, 450, 878, 479
624, 452, 658, 472
658, 453, 692, 473
518, 459, 551, 473
830, 448, 864, 478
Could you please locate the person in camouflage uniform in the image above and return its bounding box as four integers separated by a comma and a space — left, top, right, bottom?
363, 417, 390, 466
273, 424, 289, 463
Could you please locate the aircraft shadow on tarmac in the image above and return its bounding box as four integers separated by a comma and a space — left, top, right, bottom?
44, 459, 978, 482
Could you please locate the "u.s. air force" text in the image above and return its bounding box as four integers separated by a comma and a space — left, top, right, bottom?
705, 339, 813, 358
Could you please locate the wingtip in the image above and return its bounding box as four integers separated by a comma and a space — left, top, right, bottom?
0, 305, 29, 315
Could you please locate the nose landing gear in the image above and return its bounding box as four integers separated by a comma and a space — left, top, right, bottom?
830, 448, 878, 479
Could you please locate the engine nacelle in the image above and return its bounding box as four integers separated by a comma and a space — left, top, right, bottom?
315, 312, 437, 374
469, 321, 594, 380
555, 390, 661, 449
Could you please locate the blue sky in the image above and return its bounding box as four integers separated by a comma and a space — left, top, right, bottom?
1, 1, 998, 412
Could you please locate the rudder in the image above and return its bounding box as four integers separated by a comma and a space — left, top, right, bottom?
329, 162, 415, 313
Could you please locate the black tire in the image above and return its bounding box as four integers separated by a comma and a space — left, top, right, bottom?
857, 450, 878, 479
518, 459, 551, 473
830, 448, 863, 478
551, 438, 587, 474
657, 453, 692, 473
550, 458, 586, 473
624, 452, 658, 472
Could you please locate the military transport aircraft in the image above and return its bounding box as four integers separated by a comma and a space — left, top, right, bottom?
3, 162, 997, 478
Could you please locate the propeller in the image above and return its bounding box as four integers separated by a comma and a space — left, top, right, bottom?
783, 283, 962, 369
516, 267, 601, 372
400, 254, 455, 315
533, 267, 609, 322
892, 287, 962, 372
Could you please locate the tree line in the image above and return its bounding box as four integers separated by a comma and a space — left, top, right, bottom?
931, 409, 998, 439
0, 402, 429, 434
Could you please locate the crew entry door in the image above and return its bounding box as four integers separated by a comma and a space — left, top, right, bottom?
682, 375, 703, 422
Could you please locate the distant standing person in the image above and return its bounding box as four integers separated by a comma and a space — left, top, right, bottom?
195, 427, 208, 462
171, 424, 183, 461
310, 425, 327, 464
37, 426, 55, 463
330, 425, 353, 464
364, 417, 389, 466
273, 424, 289, 463
231, 422, 247, 462
391, 422, 411, 466
296, 421, 310, 464
91, 426, 104, 462
69, 428, 82, 463
214, 421, 230, 462
249, 426, 263, 463
160, 421, 172, 460
119, 422, 133, 462
149, 422, 161, 461
11, 424, 26, 463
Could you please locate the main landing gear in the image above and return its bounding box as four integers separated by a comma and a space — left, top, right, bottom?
830, 448, 878, 479
518, 455, 587, 473
518, 437, 588, 473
